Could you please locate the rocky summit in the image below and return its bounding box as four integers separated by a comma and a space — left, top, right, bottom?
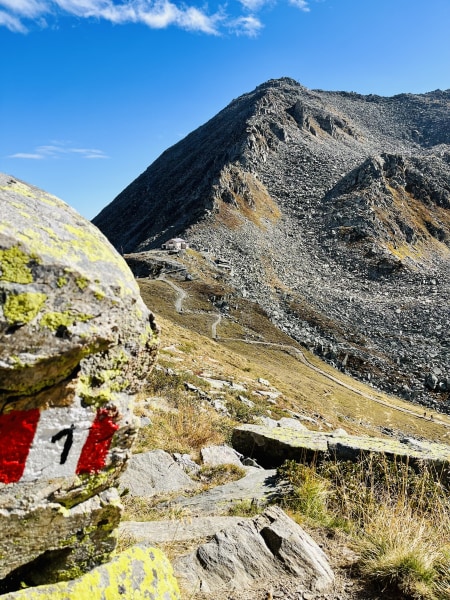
93, 78, 450, 411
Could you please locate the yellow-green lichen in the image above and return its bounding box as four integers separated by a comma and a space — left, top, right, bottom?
140, 323, 159, 348
57, 276, 67, 288
0, 246, 38, 284
0, 182, 36, 199
40, 311, 94, 330
0, 545, 181, 599
78, 360, 130, 405
3, 292, 47, 325
76, 277, 89, 290
40, 311, 75, 330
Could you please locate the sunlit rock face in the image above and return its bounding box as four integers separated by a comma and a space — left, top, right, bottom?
0, 173, 159, 591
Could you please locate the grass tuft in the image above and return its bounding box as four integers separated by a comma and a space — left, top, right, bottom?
277, 455, 450, 599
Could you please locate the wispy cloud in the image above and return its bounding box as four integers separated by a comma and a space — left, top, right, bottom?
230, 15, 263, 37
288, 0, 309, 11
8, 142, 109, 160
0, 0, 311, 36
0, 9, 28, 31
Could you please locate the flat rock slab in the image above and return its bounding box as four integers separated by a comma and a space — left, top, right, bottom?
232, 425, 329, 468
174, 506, 334, 596
119, 449, 199, 497
120, 516, 248, 543
232, 425, 450, 478
165, 467, 279, 516
329, 436, 450, 472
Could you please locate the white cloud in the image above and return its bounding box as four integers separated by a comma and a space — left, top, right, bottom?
0, 0, 47, 17
288, 0, 309, 11
9, 152, 45, 159
0, 9, 28, 31
0, 0, 312, 36
238, 0, 269, 11
230, 14, 263, 37
8, 142, 109, 160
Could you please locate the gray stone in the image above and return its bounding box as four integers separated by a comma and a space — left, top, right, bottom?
173, 452, 201, 475
174, 506, 334, 595
119, 450, 198, 497
201, 445, 243, 466
233, 424, 450, 479
166, 467, 280, 516
426, 373, 439, 390
277, 417, 309, 431
120, 516, 248, 543
232, 424, 329, 468
0, 175, 159, 586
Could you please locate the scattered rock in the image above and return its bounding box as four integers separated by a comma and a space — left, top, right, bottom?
201, 445, 244, 466
119, 450, 199, 497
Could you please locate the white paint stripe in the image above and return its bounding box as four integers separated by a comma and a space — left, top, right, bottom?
21, 403, 96, 482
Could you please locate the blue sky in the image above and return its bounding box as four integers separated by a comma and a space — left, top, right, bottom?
1, 0, 449, 220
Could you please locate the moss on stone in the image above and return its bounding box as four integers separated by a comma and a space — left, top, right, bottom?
0, 246, 37, 284
3, 292, 47, 325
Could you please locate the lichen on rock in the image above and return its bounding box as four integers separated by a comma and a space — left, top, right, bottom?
0, 173, 160, 592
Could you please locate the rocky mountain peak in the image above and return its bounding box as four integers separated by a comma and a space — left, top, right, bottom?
93, 78, 449, 411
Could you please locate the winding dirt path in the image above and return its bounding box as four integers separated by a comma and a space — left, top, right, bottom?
223, 339, 450, 429
156, 275, 450, 430
211, 313, 222, 340
158, 274, 187, 313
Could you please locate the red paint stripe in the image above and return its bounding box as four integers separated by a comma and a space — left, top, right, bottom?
76, 408, 119, 475
0, 409, 40, 484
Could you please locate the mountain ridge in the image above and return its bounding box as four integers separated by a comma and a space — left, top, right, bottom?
93, 78, 450, 411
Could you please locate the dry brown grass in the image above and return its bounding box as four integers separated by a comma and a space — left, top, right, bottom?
139, 274, 450, 443
278, 456, 450, 599
135, 396, 232, 458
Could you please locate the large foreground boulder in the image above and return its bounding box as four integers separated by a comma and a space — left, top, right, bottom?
174, 506, 334, 595
0, 174, 159, 590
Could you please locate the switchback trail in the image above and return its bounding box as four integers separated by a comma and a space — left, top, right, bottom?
157, 275, 450, 431
157, 274, 187, 313
158, 274, 222, 339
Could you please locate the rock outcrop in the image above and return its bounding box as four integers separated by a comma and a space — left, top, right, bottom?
93, 78, 449, 412
174, 506, 334, 596
232, 424, 450, 481
0, 174, 159, 591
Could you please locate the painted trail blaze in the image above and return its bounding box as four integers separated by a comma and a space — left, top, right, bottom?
0, 409, 40, 483
76, 408, 119, 475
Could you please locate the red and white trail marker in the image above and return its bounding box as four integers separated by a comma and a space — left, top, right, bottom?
0, 403, 119, 484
